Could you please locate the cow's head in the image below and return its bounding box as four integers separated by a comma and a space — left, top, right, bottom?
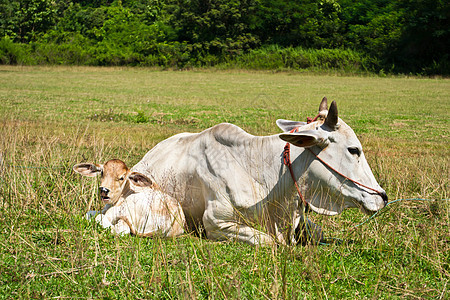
73, 159, 156, 205
277, 97, 388, 215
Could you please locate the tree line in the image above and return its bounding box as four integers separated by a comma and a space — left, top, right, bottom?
1, 0, 448, 75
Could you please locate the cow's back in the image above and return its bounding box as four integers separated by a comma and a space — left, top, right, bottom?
133, 123, 252, 178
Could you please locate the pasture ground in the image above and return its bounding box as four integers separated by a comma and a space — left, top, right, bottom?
0, 66, 449, 299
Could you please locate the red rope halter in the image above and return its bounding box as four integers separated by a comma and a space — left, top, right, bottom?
282, 114, 385, 211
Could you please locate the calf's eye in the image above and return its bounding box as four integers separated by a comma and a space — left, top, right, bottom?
348, 147, 361, 156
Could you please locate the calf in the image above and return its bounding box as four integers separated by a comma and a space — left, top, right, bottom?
73, 159, 185, 237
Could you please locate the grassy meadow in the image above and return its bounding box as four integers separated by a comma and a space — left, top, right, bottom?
0, 66, 449, 299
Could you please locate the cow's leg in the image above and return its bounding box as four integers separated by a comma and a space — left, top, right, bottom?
203, 210, 278, 246
295, 214, 324, 245
197, 165, 281, 245
204, 219, 277, 246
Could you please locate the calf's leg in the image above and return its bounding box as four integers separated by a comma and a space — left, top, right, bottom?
111, 219, 131, 235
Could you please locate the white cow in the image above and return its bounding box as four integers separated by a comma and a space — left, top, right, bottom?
73, 159, 185, 237
132, 98, 388, 245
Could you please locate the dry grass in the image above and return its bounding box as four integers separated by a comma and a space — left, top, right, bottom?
0, 66, 448, 299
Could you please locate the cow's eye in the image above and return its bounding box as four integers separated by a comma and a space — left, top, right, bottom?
348, 147, 361, 156
118, 176, 125, 181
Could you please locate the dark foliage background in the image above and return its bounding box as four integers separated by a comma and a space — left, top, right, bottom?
0, 0, 448, 74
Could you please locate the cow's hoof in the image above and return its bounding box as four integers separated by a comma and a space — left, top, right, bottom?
295, 220, 325, 246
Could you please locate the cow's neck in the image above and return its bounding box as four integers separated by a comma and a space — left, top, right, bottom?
232, 134, 311, 199
210, 125, 313, 204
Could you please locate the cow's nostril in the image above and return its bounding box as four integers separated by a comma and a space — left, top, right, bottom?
381, 192, 388, 206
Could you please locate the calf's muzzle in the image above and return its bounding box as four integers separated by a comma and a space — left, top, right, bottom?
99, 187, 110, 199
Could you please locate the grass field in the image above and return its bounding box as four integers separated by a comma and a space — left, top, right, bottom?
0, 66, 449, 299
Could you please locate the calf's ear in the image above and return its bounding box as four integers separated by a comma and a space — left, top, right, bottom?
73, 163, 102, 177
128, 172, 154, 188
279, 130, 327, 148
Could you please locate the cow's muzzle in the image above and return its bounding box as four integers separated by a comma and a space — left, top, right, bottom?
381, 192, 388, 206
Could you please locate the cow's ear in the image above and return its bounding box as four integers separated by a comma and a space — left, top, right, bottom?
276, 119, 307, 132
73, 163, 102, 177
279, 130, 327, 148
128, 172, 154, 188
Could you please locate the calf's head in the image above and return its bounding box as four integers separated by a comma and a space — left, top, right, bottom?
277, 97, 387, 215
73, 159, 155, 205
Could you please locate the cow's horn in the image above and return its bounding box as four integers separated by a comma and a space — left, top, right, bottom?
325, 101, 338, 128
319, 97, 328, 112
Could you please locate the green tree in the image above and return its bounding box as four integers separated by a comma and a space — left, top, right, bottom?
394, 0, 450, 74
0, 0, 57, 42
253, 0, 344, 48
41, 1, 176, 66
339, 0, 449, 74
166, 0, 259, 59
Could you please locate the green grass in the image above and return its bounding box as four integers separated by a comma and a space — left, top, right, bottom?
0, 66, 449, 299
